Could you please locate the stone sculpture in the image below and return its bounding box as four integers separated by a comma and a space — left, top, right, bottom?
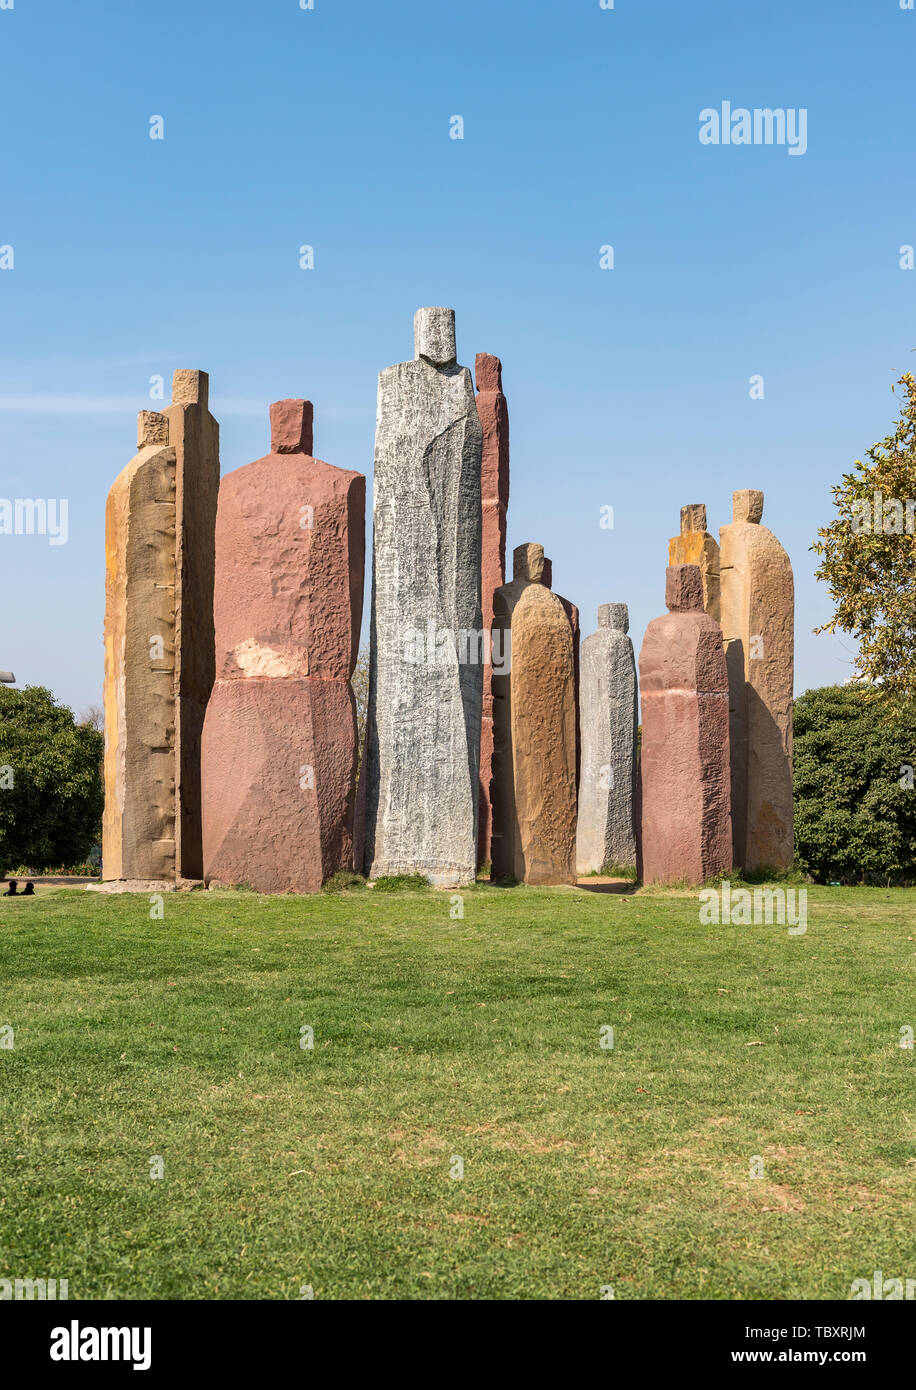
475, 352, 509, 868
102, 371, 219, 884
719, 490, 794, 871
668, 503, 720, 622
201, 400, 365, 893
638, 564, 731, 885
363, 308, 483, 886
491, 543, 576, 884
576, 603, 638, 874
542, 555, 581, 789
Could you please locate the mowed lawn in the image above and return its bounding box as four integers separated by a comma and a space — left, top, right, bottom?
0, 883, 914, 1300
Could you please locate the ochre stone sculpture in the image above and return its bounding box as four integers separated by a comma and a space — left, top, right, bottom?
475, 352, 509, 869
102, 371, 219, 884
638, 564, 732, 886
719, 490, 794, 871
668, 503, 720, 622
201, 399, 365, 893
576, 603, 638, 874
363, 308, 483, 886
491, 543, 577, 884
542, 555, 581, 790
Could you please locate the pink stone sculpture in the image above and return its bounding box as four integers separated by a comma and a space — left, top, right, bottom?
638, 564, 732, 886
201, 400, 365, 892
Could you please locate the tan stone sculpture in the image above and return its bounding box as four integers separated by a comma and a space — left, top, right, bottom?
719, 490, 794, 871
102, 371, 219, 884
668, 503, 720, 622
491, 544, 576, 885
542, 555, 581, 790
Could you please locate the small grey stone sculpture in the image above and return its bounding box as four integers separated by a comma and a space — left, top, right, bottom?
575, 602, 638, 873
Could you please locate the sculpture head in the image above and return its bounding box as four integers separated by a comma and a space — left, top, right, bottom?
137, 410, 169, 449
474, 352, 502, 394
665, 564, 704, 613
598, 602, 629, 633
680, 503, 707, 534
513, 542, 544, 583
172, 369, 209, 409
414, 307, 457, 367
733, 489, 764, 524
270, 399, 314, 455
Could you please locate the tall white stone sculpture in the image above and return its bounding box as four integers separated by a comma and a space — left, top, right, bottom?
363, 308, 483, 886
576, 603, 638, 873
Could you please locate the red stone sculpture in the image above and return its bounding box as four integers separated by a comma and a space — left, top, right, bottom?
638, 564, 732, 885
475, 353, 509, 867
201, 400, 365, 892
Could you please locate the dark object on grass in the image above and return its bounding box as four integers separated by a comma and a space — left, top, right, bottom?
22, 882, 35, 895
3, 880, 17, 895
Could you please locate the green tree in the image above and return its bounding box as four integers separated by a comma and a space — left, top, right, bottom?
793, 684, 916, 884
0, 686, 104, 876
812, 372, 916, 700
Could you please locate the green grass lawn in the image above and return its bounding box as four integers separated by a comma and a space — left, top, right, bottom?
1, 882, 914, 1300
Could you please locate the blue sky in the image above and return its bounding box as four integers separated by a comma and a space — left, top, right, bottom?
1, 0, 913, 712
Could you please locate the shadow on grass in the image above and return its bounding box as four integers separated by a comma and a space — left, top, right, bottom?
577, 880, 640, 895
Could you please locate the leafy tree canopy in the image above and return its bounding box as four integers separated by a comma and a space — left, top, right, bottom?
794, 684, 916, 884
0, 685, 103, 876
813, 373, 916, 700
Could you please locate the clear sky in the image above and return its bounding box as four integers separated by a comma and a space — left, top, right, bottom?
1, 0, 914, 714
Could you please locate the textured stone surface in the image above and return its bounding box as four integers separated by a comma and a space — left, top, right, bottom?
201, 400, 365, 893
414, 306, 457, 365
668, 503, 720, 622
576, 603, 638, 873
491, 544, 576, 884
638, 565, 732, 886
475, 351, 509, 867
363, 309, 483, 886
102, 372, 219, 882
86, 879, 176, 894
162, 371, 220, 878
719, 490, 794, 871
542, 556, 581, 790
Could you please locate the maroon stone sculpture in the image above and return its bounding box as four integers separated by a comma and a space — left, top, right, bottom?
638, 564, 732, 885
475, 353, 510, 868
201, 400, 365, 892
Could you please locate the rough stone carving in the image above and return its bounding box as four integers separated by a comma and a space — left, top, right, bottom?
102, 371, 219, 884
719, 490, 794, 871
576, 603, 638, 874
475, 351, 509, 869
669, 503, 720, 622
638, 564, 732, 885
363, 308, 483, 886
542, 555, 581, 790
491, 544, 576, 884
201, 400, 365, 893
